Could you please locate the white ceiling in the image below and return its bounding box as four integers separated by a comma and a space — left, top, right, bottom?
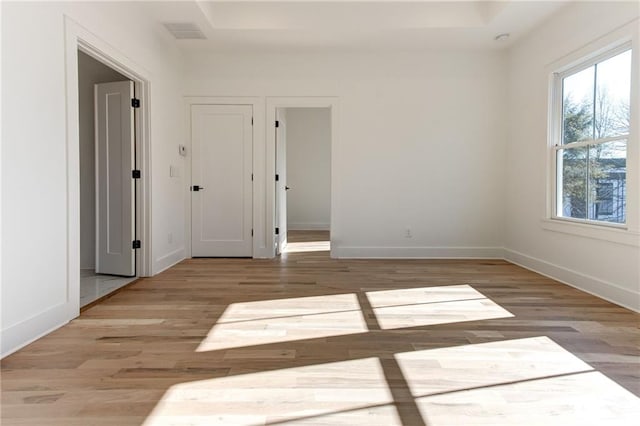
148, 1, 571, 52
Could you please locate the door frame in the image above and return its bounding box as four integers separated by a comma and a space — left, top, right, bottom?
64, 17, 152, 318
266, 97, 340, 258
274, 107, 288, 255
183, 97, 265, 258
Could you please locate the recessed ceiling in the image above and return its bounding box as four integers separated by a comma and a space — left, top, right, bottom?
151, 1, 571, 52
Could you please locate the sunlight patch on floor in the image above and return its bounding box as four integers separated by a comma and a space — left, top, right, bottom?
366, 285, 514, 329
143, 358, 400, 426
196, 294, 367, 352
283, 240, 330, 253
417, 371, 640, 425
395, 336, 640, 425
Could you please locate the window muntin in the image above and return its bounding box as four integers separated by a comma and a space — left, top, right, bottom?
555, 47, 631, 225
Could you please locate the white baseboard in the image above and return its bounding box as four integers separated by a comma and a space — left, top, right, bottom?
504, 248, 640, 312
153, 247, 185, 275
332, 246, 505, 259
288, 223, 330, 231
1, 302, 71, 358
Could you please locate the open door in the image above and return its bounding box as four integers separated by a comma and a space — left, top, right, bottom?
275, 109, 288, 254
95, 81, 136, 276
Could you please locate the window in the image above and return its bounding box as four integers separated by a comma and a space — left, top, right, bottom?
553, 46, 631, 225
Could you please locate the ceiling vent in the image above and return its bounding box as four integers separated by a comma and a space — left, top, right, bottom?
163, 22, 206, 40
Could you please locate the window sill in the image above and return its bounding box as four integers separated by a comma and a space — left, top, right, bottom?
541, 218, 640, 247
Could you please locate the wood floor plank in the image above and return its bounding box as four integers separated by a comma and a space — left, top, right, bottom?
2, 231, 639, 425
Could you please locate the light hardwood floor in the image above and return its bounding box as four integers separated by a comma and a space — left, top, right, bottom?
2, 231, 639, 425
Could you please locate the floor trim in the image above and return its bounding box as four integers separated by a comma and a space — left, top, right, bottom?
504, 248, 640, 313
332, 246, 505, 259
1, 302, 70, 358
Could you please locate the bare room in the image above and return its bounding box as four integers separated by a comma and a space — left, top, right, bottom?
1, 1, 639, 425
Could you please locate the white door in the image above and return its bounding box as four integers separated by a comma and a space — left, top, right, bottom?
191, 104, 253, 257
95, 81, 136, 276
275, 109, 288, 254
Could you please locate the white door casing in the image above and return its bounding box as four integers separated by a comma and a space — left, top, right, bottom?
191, 104, 253, 257
95, 81, 136, 276
275, 109, 288, 254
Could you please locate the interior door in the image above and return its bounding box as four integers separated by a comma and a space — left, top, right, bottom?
191, 104, 253, 257
275, 109, 288, 254
95, 81, 135, 276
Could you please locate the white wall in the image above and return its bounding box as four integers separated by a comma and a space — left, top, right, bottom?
78, 51, 128, 270
505, 2, 640, 310
1, 1, 186, 356
286, 107, 331, 230
184, 50, 508, 258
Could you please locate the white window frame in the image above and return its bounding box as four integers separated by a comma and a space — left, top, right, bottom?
551, 43, 631, 227
544, 22, 639, 247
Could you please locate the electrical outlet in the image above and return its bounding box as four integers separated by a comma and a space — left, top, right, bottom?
405, 228, 412, 238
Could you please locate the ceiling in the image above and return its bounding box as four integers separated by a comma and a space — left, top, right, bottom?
148, 1, 571, 52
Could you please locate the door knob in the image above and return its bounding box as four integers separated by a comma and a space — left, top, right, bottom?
191, 185, 205, 191
285, 186, 291, 191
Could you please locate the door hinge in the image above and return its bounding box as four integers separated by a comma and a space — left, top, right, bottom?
275, 120, 280, 128
251, 173, 254, 181
251, 117, 254, 125
251, 229, 254, 237
275, 227, 280, 235
131, 98, 140, 108
132, 170, 141, 179
132, 240, 141, 249
275, 174, 279, 181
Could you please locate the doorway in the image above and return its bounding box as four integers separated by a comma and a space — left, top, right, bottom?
77, 50, 138, 306
275, 107, 332, 255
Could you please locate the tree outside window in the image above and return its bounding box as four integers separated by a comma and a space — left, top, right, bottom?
556, 48, 631, 224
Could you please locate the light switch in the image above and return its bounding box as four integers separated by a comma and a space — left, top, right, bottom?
170, 165, 181, 178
